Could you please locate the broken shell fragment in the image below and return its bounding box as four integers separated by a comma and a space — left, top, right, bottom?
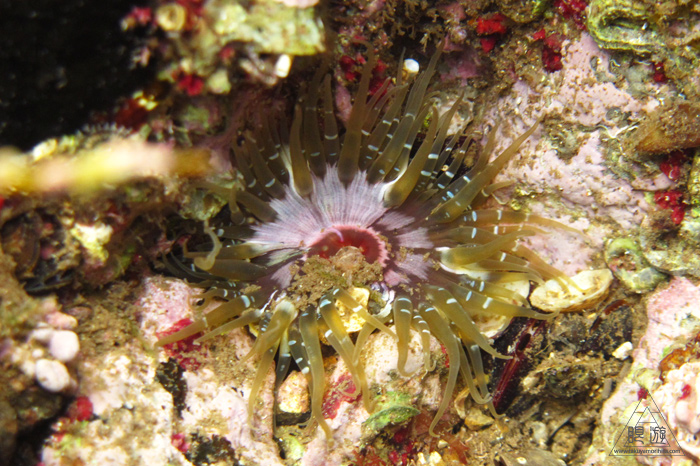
530, 269, 614, 312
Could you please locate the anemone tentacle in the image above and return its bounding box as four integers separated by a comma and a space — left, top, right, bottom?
157, 42, 573, 439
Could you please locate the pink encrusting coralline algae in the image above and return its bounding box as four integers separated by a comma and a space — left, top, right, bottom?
583, 278, 700, 466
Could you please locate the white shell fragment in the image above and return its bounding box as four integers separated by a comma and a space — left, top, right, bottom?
612, 341, 634, 360
530, 269, 614, 312
48, 330, 80, 362
274, 54, 293, 78
35, 358, 71, 392
403, 58, 420, 76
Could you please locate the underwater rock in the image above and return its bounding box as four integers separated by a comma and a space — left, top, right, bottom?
680, 210, 700, 245
587, 0, 659, 55
650, 362, 700, 462
130, 0, 325, 93
487, 32, 655, 271
639, 213, 700, 278
7, 311, 80, 393
497, 448, 566, 466
631, 102, 700, 155
583, 277, 700, 466
586, 0, 700, 99
0, 283, 78, 463
295, 330, 445, 465
497, 0, 548, 24
542, 360, 597, 399
604, 237, 666, 293
34, 276, 450, 465
587, 0, 700, 65
39, 276, 283, 466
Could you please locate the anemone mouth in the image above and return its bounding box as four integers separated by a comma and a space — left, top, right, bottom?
306, 225, 388, 265
158, 42, 576, 441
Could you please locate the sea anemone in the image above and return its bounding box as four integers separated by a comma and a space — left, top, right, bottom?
157, 44, 571, 437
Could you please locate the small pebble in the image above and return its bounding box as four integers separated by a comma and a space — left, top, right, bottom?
403, 58, 420, 76
49, 330, 80, 362
36, 358, 71, 392
46, 311, 79, 330
30, 327, 53, 344
612, 341, 634, 360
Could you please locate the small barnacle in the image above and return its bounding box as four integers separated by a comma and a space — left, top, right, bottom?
158, 42, 576, 439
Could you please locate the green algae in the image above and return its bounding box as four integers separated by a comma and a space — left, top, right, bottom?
363, 391, 419, 433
